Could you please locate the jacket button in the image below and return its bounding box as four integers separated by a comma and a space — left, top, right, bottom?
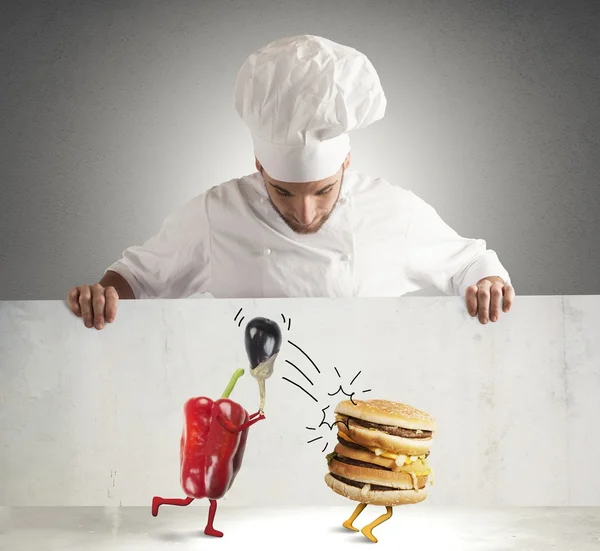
341, 253, 351, 261
264, 248, 272, 256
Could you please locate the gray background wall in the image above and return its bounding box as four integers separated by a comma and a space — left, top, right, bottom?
1, 0, 599, 300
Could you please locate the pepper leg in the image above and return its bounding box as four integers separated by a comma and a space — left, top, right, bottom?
204, 499, 224, 538
360, 506, 393, 543
342, 502, 367, 531
151, 496, 194, 517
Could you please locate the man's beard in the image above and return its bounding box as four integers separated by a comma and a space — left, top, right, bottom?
264, 169, 344, 235
268, 192, 340, 234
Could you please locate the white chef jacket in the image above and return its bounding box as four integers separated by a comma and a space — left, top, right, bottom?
106, 169, 511, 299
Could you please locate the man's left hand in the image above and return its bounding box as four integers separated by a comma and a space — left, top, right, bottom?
465, 276, 515, 324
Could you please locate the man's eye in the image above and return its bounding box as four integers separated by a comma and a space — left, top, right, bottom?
276, 189, 291, 197
317, 188, 333, 196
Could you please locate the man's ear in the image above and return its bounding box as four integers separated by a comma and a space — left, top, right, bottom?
343, 152, 351, 169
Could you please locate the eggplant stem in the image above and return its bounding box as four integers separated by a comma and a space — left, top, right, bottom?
221, 368, 245, 398
258, 377, 266, 413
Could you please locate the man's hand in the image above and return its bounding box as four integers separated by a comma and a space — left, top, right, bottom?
66, 271, 134, 330
67, 284, 119, 330
465, 276, 515, 324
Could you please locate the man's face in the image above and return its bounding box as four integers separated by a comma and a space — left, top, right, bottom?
257, 155, 350, 235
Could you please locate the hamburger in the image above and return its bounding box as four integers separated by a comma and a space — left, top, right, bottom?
324, 399, 436, 506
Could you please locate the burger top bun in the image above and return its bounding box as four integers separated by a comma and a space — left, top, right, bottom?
335, 399, 436, 432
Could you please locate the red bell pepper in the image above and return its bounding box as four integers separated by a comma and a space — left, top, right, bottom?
152, 368, 265, 537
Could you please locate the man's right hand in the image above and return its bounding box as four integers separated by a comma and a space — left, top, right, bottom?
67, 284, 119, 330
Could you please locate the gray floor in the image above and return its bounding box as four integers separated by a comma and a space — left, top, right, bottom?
1, 506, 599, 550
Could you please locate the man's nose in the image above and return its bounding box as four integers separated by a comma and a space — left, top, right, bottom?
293, 199, 317, 226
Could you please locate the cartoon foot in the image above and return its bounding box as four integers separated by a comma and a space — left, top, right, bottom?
151, 496, 160, 517
342, 502, 367, 531
204, 526, 224, 538
342, 519, 359, 531
360, 506, 393, 543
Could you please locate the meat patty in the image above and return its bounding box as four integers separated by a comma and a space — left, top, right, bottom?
332, 454, 390, 471
330, 473, 397, 491
337, 434, 370, 451
344, 416, 433, 439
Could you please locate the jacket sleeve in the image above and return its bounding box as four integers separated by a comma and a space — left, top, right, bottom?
403, 192, 511, 296
105, 193, 211, 299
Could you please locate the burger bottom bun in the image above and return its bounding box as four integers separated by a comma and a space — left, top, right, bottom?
324, 473, 428, 506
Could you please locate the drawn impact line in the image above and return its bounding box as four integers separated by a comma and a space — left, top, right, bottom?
288, 318, 291, 331
317, 405, 350, 432
327, 385, 357, 405
285, 359, 314, 386
287, 340, 321, 374
281, 377, 318, 403
237, 316, 245, 327
234, 308, 243, 322
334, 367, 341, 378
307, 436, 323, 444
350, 371, 361, 386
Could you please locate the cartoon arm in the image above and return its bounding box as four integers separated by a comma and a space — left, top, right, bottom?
217, 412, 265, 433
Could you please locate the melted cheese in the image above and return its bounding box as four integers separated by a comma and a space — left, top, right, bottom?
337, 431, 354, 444
361, 484, 371, 496
409, 472, 418, 490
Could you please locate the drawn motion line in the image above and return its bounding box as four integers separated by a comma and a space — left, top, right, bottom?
285, 359, 314, 386
281, 377, 318, 403
281, 314, 292, 331
287, 340, 321, 374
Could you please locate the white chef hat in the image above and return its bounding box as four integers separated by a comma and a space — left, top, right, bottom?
234, 35, 387, 182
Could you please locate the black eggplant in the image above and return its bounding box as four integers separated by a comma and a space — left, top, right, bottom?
244, 317, 282, 412
245, 317, 282, 369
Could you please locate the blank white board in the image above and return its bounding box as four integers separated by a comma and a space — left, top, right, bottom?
0, 296, 599, 507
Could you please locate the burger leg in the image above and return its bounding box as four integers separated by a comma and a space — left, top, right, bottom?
360, 506, 393, 543
342, 502, 367, 531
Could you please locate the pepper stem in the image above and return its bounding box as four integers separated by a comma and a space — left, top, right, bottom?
221, 368, 245, 398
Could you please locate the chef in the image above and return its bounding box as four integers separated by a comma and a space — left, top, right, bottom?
67, 35, 515, 330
